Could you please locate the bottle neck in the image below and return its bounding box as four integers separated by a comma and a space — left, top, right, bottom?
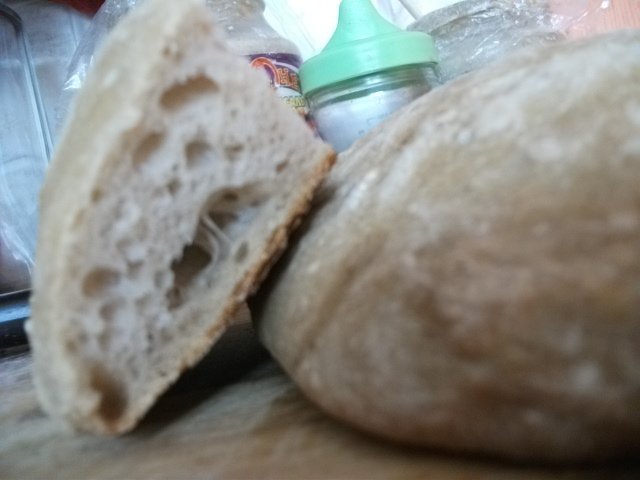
307, 64, 438, 108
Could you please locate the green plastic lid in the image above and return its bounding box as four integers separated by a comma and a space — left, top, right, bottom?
300, 0, 437, 95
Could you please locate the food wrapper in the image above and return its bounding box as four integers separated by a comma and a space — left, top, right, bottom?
406, 0, 637, 83
55, 0, 142, 132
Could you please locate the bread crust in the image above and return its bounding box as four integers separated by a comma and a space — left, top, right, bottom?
256, 32, 640, 462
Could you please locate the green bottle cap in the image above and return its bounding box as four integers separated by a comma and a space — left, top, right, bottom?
300, 0, 437, 96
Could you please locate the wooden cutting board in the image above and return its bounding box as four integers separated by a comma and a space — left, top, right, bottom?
550, 0, 640, 38
1, 328, 638, 479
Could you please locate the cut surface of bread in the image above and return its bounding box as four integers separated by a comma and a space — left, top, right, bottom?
27, 0, 334, 435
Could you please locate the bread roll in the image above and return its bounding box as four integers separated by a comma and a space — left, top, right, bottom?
255, 32, 640, 462
27, 0, 334, 435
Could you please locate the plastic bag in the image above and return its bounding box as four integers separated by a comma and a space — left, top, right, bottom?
0, 4, 50, 294
408, 0, 564, 82
263, 0, 323, 59
404, 0, 635, 83
55, 0, 142, 132
56, 0, 319, 130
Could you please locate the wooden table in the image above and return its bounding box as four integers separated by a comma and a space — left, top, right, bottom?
1, 328, 638, 479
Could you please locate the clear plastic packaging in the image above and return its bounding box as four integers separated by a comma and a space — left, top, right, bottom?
407, 0, 631, 83
6, 0, 90, 144
208, 0, 299, 55
0, 4, 50, 295
56, 0, 315, 129
56, 0, 142, 132
409, 0, 564, 83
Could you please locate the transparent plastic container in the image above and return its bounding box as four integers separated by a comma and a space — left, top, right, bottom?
0, 3, 53, 345
6, 0, 90, 142
0, 1, 88, 347
0, 4, 50, 296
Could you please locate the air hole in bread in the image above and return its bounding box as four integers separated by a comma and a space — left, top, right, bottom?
65, 339, 78, 354
160, 75, 218, 112
91, 189, 104, 202
135, 294, 152, 313
128, 261, 143, 278
89, 364, 128, 424
167, 178, 181, 196
235, 242, 249, 263
186, 141, 213, 169
223, 191, 239, 202
133, 132, 164, 169
224, 143, 243, 162
167, 244, 212, 310
202, 184, 267, 242
154, 271, 169, 290
98, 331, 111, 350
163, 184, 268, 310
73, 208, 86, 228
275, 160, 288, 173
82, 268, 121, 298
99, 299, 123, 323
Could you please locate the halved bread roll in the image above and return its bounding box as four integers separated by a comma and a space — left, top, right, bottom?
27, 0, 334, 434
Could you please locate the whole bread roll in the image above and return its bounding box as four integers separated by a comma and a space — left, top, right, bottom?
27, 0, 334, 435
255, 31, 640, 462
